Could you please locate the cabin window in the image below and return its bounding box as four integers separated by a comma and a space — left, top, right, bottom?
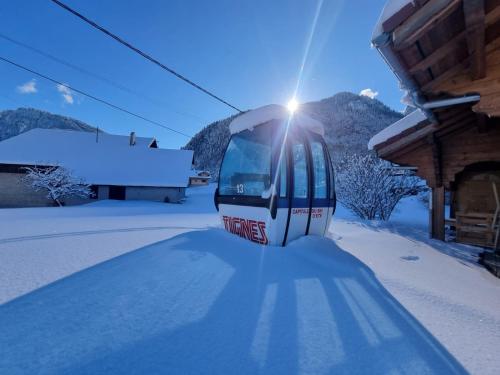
219, 127, 271, 196
311, 142, 327, 198
293, 142, 308, 198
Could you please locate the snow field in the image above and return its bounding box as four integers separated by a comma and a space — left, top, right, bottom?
0, 185, 498, 373
1, 230, 465, 374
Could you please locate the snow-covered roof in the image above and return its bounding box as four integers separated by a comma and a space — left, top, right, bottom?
368, 109, 428, 150
189, 170, 211, 179
372, 0, 415, 41
0, 129, 193, 187
99, 133, 156, 148
230, 104, 324, 136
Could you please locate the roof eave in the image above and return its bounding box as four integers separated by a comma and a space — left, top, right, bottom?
372, 32, 437, 124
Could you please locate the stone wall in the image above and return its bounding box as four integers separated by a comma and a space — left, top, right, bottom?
0, 172, 52, 208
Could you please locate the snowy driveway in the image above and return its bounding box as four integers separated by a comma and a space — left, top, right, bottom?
0, 229, 465, 374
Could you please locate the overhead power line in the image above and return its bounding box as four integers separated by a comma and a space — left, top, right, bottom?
0, 32, 207, 123
49, 0, 243, 113
0, 55, 192, 138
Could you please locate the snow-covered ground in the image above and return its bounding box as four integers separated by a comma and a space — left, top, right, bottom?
0, 186, 218, 305
0, 185, 499, 374
332, 198, 500, 374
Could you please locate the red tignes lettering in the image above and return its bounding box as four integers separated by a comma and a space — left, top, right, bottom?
222, 216, 268, 245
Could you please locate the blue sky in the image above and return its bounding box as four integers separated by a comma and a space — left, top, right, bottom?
0, 0, 402, 149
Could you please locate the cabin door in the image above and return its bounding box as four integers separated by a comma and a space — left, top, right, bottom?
307, 137, 331, 236
284, 135, 311, 244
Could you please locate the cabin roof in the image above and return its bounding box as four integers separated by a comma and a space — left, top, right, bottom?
229, 104, 325, 136
0, 129, 193, 187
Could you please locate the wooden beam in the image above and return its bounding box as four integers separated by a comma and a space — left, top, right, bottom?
383, 2, 420, 32
393, 0, 461, 50
438, 109, 474, 127
377, 123, 438, 158
417, 4, 500, 92
428, 134, 443, 186
428, 51, 500, 95
430, 186, 446, 240
436, 117, 476, 139
473, 90, 500, 115
485, 32, 500, 51
421, 57, 470, 91
485, 4, 500, 27
434, 101, 472, 113
435, 105, 471, 121
485, 35, 500, 54
463, 0, 487, 79
384, 138, 429, 160
409, 30, 466, 74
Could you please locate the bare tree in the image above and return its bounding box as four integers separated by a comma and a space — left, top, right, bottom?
335, 153, 422, 220
23, 166, 93, 206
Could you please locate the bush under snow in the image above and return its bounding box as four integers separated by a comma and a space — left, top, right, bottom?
23, 165, 93, 206
335, 153, 422, 220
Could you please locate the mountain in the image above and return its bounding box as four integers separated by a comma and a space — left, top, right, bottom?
184, 92, 404, 177
0, 108, 96, 142
183, 115, 238, 178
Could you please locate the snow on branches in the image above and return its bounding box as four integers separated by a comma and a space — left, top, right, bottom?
335, 153, 422, 220
22, 166, 93, 206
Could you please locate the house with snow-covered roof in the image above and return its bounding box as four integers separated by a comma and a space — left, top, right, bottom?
370, 0, 500, 269
189, 170, 211, 186
0, 128, 194, 207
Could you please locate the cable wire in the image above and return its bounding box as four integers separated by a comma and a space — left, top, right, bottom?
0, 32, 207, 123
49, 0, 243, 113
0, 55, 192, 138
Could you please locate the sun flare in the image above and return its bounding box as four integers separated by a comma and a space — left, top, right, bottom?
287, 98, 299, 113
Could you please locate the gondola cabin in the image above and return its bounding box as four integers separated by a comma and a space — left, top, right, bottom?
214, 105, 336, 246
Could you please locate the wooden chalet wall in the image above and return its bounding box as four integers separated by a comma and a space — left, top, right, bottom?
441, 123, 500, 186
373, 0, 500, 242
390, 120, 500, 189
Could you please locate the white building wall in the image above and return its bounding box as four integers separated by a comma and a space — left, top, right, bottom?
0, 171, 186, 207
125, 186, 186, 203
98, 185, 109, 200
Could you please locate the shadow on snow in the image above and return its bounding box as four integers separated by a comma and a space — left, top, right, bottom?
0, 229, 466, 375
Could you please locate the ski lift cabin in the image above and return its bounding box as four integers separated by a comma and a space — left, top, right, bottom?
214, 105, 336, 246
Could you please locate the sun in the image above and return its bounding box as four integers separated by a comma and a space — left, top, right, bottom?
287, 98, 299, 113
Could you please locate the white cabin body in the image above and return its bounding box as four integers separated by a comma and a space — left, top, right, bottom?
215, 105, 336, 246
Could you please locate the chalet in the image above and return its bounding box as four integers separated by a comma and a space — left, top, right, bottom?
189, 171, 211, 186
0, 129, 194, 207
370, 0, 500, 272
